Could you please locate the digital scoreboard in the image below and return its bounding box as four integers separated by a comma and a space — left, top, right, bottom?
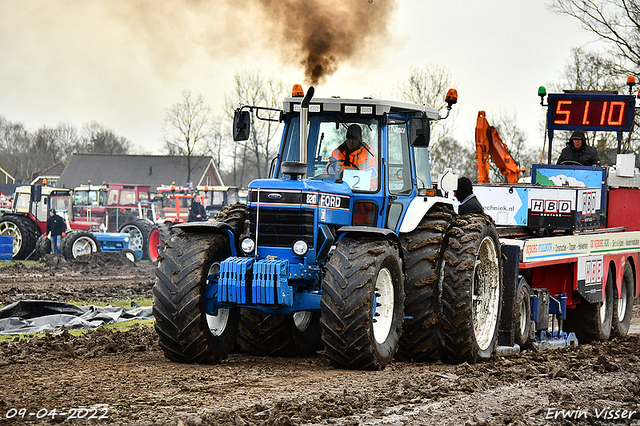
547, 93, 635, 132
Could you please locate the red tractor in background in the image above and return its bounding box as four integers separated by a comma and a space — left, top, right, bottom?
72, 182, 161, 261
0, 184, 100, 260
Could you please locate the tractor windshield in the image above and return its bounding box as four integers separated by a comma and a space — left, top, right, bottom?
74, 189, 107, 207
279, 115, 379, 192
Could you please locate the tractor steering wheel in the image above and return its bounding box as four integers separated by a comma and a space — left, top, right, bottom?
560, 160, 584, 166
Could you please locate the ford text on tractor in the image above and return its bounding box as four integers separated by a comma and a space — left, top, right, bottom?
153, 84, 514, 370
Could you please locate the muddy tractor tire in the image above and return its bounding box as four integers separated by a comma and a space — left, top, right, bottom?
237, 309, 299, 357
119, 219, 158, 261
320, 237, 404, 370
397, 204, 454, 362
565, 266, 614, 342
120, 248, 137, 263
440, 214, 502, 364
35, 233, 52, 259
0, 215, 38, 260
153, 232, 238, 363
215, 203, 249, 234
612, 262, 635, 338
156, 223, 172, 253
62, 230, 100, 259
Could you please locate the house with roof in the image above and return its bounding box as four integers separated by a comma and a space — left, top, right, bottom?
31, 161, 66, 186
57, 154, 223, 190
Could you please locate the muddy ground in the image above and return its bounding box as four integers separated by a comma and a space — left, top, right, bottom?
0, 255, 639, 425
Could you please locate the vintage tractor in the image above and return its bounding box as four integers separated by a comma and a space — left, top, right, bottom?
153, 86, 504, 370
0, 185, 99, 260
72, 182, 159, 260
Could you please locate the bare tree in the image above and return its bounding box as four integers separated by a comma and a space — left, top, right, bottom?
80, 122, 132, 155
484, 112, 536, 181
224, 70, 286, 187
429, 136, 476, 179
163, 89, 214, 183
394, 66, 474, 179
547, 46, 640, 161
551, 0, 640, 76
394, 65, 459, 143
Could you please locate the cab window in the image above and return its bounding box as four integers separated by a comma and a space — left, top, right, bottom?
387, 120, 412, 195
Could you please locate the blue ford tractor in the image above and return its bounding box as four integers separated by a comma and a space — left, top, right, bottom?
153, 86, 504, 370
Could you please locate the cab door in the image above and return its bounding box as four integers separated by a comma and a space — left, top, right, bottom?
385, 118, 414, 231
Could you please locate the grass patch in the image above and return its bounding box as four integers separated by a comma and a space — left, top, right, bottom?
0, 319, 155, 342
0, 260, 39, 270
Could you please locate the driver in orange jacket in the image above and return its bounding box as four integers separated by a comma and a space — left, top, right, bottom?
326, 124, 377, 187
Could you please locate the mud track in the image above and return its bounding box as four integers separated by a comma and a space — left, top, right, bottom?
0, 254, 639, 425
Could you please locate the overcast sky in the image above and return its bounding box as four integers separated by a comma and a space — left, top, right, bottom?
0, 1, 599, 159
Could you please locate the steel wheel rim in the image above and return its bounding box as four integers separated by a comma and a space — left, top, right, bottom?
121, 225, 143, 251
472, 236, 500, 351
618, 276, 629, 321
0, 221, 22, 255
373, 267, 394, 345
72, 237, 97, 258
519, 295, 528, 338
601, 280, 610, 325
124, 251, 136, 262
293, 311, 313, 332
205, 262, 228, 337
148, 228, 160, 260
206, 309, 230, 337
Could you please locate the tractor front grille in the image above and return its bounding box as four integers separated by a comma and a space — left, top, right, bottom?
249, 208, 314, 248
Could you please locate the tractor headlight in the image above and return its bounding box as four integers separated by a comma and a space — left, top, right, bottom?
292, 239, 309, 256
240, 237, 255, 254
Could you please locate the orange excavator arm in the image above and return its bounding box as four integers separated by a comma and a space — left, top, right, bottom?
475, 111, 526, 184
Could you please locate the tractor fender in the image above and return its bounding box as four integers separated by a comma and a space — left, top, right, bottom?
173, 221, 239, 256
336, 226, 403, 262
398, 196, 455, 233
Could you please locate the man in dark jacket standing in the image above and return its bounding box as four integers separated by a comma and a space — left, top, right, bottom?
188, 195, 207, 222
455, 177, 484, 215
557, 129, 600, 166
46, 209, 65, 254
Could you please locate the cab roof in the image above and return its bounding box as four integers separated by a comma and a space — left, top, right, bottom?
282, 97, 441, 120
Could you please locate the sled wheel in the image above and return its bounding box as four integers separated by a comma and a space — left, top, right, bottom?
153, 232, 239, 363
237, 309, 299, 357
320, 237, 404, 370
440, 214, 502, 363
514, 279, 532, 347
612, 262, 635, 338
397, 204, 454, 362
565, 265, 614, 342
62, 230, 100, 259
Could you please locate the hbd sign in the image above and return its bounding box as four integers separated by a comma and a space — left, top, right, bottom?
530, 199, 572, 214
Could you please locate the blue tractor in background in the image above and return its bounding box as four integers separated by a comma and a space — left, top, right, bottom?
153, 86, 505, 370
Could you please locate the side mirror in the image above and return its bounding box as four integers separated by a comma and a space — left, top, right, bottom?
233, 110, 251, 141
439, 168, 458, 195
409, 115, 430, 147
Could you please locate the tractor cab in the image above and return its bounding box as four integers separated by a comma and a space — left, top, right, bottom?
233, 86, 458, 265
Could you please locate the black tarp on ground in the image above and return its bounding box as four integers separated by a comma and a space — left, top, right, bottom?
0, 300, 153, 334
